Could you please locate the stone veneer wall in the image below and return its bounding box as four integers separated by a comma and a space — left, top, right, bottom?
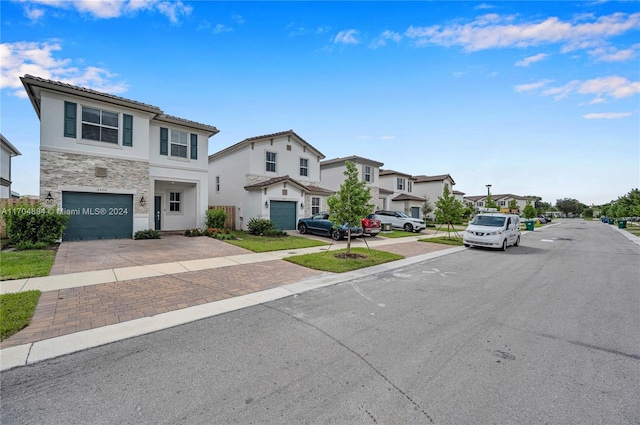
40, 150, 150, 215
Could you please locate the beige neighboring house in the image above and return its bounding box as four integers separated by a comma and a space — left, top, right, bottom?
320, 155, 384, 211
208, 130, 333, 230
378, 169, 425, 218
412, 174, 457, 219
21, 74, 219, 241
1, 133, 21, 199
464, 193, 533, 212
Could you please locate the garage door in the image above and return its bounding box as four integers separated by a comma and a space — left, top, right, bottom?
62, 192, 133, 241
270, 201, 296, 230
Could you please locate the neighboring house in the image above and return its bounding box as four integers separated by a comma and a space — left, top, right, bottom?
320, 155, 384, 211
21, 74, 219, 241
452, 190, 466, 204
0, 133, 21, 199
464, 193, 532, 212
412, 174, 457, 219
208, 130, 332, 230
378, 169, 425, 218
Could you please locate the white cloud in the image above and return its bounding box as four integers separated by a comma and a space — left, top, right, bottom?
334, 29, 360, 45
1, 41, 128, 98
589, 44, 640, 62
583, 112, 633, 119
475, 3, 495, 10
213, 24, 233, 34
18, 0, 192, 23
24, 6, 45, 21
515, 53, 548, 67
369, 30, 402, 49
514, 79, 553, 92
404, 12, 640, 56
578, 76, 640, 99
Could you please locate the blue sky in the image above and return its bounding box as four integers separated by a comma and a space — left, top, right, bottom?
1, 0, 638, 206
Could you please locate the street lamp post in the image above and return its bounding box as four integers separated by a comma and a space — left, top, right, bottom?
486, 184, 492, 197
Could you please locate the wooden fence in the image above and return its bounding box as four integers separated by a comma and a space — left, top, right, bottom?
0, 198, 41, 239
207, 205, 236, 230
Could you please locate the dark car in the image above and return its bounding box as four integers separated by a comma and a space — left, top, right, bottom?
361, 214, 382, 237
537, 215, 548, 224
297, 211, 364, 241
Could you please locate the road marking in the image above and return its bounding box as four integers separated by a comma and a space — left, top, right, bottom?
541, 239, 554, 242
422, 268, 457, 278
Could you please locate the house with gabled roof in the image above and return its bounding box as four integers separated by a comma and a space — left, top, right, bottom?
1, 133, 21, 199
412, 174, 457, 219
320, 155, 384, 211
464, 193, 533, 212
208, 130, 333, 230
378, 169, 425, 218
21, 74, 218, 240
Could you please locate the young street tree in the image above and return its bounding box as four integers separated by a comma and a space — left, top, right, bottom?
422, 196, 433, 222
434, 185, 464, 238
523, 201, 537, 219
327, 160, 373, 256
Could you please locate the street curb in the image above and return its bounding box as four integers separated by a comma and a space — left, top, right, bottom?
0, 246, 464, 371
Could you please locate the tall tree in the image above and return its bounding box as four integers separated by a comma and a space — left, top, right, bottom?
327, 161, 374, 256
434, 185, 464, 238
555, 198, 583, 216
421, 196, 433, 222
508, 199, 519, 211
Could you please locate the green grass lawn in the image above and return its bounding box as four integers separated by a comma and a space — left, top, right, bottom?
224, 231, 328, 252
419, 236, 464, 246
379, 230, 422, 238
0, 290, 41, 341
1, 250, 56, 281
284, 247, 404, 273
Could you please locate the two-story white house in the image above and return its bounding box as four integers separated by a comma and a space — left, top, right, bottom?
412, 174, 457, 219
464, 193, 532, 213
320, 155, 383, 211
1, 134, 21, 199
378, 169, 425, 218
21, 74, 219, 240
208, 130, 332, 230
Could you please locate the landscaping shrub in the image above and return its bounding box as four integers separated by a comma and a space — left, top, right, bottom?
206, 208, 227, 229
184, 228, 206, 237
207, 227, 234, 240
247, 218, 276, 235
134, 229, 161, 240
3, 204, 69, 247
14, 241, 49, 250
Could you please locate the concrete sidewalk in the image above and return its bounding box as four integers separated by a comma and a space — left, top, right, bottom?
0, 234, 462, 371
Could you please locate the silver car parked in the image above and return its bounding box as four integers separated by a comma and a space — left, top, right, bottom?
374, 210, 426, 232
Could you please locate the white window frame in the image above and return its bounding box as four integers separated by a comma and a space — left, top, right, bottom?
477, 201, 484, 207
215, 176, 220, 192
397, 178, 405, 191
499, 200, 506, 206
170, 130, 188, 158
266, 151, 276, 173
364, 166, 372, 183
311, 197, 320, 215
300, 158, 308, 177
408, 181, 413, 192
81, 106, 119, 144
168, 191, 182, 214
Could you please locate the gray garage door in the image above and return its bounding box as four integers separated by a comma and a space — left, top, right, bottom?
270, 201, 296, 230
62, 192, 133, 241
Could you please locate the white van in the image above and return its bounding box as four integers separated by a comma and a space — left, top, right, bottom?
463, 213, 521, 251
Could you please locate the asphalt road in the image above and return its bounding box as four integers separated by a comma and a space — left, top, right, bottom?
1, 220, 638, 424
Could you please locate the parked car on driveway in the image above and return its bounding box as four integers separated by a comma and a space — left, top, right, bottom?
374, 210, 426, 232
361, 214, 381, 237
297, 212, 364, 241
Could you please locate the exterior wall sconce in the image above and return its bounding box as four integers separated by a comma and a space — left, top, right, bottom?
45, 191, 53, 204
265, 201, 269, 208
300, 202, 304, 209
140, 196, 146, 206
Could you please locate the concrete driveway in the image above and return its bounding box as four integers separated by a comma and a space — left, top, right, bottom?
50, 235, 251, 275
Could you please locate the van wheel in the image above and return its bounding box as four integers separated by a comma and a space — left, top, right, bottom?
514, 236, 520, 247
404, 223, 413, 232
501, 239, 507, 251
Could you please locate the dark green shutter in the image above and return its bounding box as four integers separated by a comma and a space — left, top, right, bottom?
190, 134, 198, 160
160, 127, 168, 155
64, 101, 77, 138
122, 114, 133, 147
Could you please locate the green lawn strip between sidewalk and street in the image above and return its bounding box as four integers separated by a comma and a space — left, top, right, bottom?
419, 236, 464, 246
0, 290, 41, 341
1, 250, 56, 281
378, 230, 423, 238
284, 247, 404, 273
224, 231, 329, 252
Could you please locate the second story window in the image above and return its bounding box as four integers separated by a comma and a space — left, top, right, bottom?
408, 181, 413, 192
300, 158, 308, 177
364, 166, 372, 182
312, 197, 320, 214
82, 106, 118, 143
266, 151, 276, 172
397, 178, 405, 191
215, 176, 220, 192
171, 130, 188, 158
